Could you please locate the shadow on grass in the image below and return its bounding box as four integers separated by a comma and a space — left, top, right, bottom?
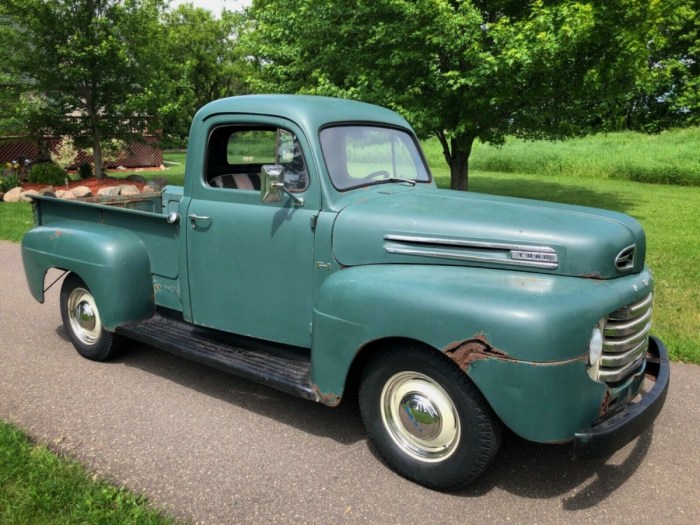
435, 173, 635, 215
64, 329, 651, 506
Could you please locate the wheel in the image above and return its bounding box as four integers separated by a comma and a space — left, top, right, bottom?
359, 342, 502, 490
59, 273, 122, 361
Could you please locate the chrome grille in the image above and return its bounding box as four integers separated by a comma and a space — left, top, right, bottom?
599, 293, 652, 383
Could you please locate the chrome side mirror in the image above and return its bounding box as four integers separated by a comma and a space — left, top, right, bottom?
260, 165, 304, 207
261, 165, 283, 203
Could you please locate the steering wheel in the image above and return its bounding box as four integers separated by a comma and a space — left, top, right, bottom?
359, 170, 390, 182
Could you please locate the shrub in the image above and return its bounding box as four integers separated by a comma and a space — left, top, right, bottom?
78, 163, 93, 180
50, 137, 78, 170
0, 172, 21, 192
28, 163, 66, 186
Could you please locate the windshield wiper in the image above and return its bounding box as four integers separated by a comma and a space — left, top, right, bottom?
375, 177, 416, 186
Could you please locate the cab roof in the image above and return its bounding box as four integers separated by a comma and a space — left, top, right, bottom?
193, 94, 412, 133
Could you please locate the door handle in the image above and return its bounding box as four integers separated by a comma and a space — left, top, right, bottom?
188, 214, 211, 228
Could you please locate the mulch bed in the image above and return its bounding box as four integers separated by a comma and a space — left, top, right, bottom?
21, 176, 148, 193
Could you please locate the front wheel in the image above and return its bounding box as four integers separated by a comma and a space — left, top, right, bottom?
359, 343, 502, 490
60, 273, 123, 361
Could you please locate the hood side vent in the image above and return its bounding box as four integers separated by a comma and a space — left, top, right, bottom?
615, 245, 636, 272
383, 235, 559, 270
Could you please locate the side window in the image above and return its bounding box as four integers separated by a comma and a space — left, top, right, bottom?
227, 130, 276, 165
206, 126, 309, 192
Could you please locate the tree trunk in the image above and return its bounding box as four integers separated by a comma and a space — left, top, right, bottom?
435, 131, 475, 191
92, 133, 104, 179
449, 148, 470, 191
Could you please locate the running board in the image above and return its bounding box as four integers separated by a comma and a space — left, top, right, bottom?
116, 310, 317, 402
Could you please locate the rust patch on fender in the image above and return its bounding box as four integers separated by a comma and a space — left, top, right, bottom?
581, 272, 603, 280
444, 334, 511, 371
599, 389, 612, 418
312, 384, 342, 407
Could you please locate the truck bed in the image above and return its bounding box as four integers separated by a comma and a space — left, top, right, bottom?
30, 187, 185, 311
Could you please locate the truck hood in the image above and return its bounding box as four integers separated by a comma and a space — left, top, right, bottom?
331, 188, 646, 279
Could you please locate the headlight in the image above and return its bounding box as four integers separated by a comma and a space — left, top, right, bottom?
587, 325, 604, 380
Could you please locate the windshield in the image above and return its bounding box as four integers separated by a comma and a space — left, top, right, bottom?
319, 126, 431, 191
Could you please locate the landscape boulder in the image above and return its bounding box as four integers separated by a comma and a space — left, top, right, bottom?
19, 190, 40, 202
119, 184, 140, 196
56, 190, 76, 200
97, 186, 121, 197
3, 187, 23, 202
72, 186, 92, 198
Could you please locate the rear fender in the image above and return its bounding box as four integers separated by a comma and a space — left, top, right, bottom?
22, 222, 154, 330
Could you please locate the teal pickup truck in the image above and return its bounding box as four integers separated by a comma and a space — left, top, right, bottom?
22, 95, 669, 490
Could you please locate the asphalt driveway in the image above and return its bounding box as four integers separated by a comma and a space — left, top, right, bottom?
1, 240, 698, 524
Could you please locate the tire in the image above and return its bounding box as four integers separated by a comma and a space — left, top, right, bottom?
359, 342, 502, 491
59, 273, 123, 361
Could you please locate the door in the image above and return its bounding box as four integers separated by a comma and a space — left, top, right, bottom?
185, 122, 318, 348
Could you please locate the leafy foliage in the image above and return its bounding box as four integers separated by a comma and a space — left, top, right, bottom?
624, 0, 699, 130
246, 0, 654, 189
28, 163, 66, 186
78, 162, 94, 180
0, 0, 165, 178
50, 137, 79, 171
149, 4, 251, 146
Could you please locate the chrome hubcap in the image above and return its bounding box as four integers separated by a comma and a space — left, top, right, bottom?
67, 287, 101, 345
399, 393, 442, 440
381, 371, 460, 462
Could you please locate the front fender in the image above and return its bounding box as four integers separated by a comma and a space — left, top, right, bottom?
22, 221, 154, 330
312, 265, 622, 393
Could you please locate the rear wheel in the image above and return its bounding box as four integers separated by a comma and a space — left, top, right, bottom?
359, 343, 502, 490
60, 274, 122, 361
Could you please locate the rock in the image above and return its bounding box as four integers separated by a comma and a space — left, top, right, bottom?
153, 177, 169, 189
72, 186, 92, 198
126, 174, 147, 184
19, 189, 40, 202
141, 185, 155, 193
38, 186, 55, 196
119, 184, 140, 196
56, 190, 76, 200
97, 186, 121, 197
3, 187, 23, 202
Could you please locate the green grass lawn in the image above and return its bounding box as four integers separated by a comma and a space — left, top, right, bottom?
423, 126, 700, 186
0, 421, 172, 524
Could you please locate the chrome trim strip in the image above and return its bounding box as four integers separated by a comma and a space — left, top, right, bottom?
601, 339, 648, 367
384, 245, 559, 269
603, 321, 652, 352
604, 307, 653, 337
384, 234, 557, 254
598, 355, 645, 382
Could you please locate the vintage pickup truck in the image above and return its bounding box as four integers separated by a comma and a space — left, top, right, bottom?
22, 95, 669, 490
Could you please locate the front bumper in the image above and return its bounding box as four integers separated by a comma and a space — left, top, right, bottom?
574, 336, 669, 459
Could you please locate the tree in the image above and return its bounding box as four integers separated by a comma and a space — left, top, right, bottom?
152, 4, 251, 145
0, 0, 165, 178
246, 0, 653, 190
623, 0, 699, 131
